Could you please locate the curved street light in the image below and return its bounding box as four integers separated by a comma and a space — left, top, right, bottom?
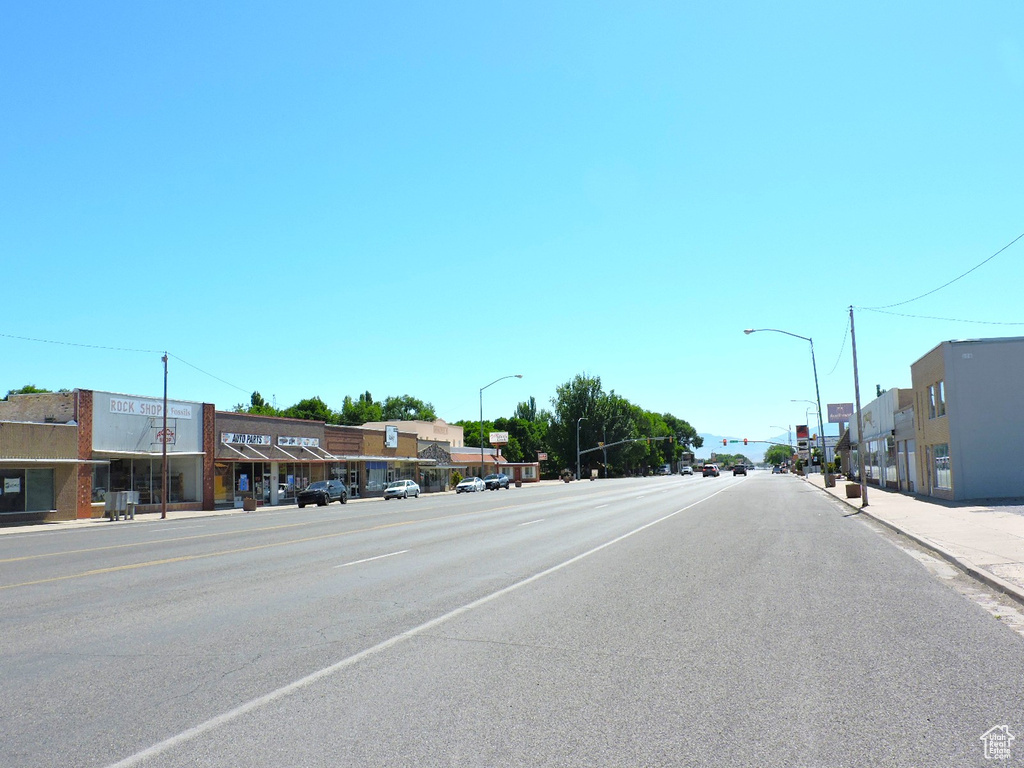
576, 416, 588, 480
480, 374, 523, 478
744, 328, 830, 483
770, 425, 792, 452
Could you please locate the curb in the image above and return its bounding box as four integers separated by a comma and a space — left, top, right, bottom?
807, 478, 1024, 607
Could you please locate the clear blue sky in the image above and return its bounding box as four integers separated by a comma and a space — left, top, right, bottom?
3, 2, 1022, 441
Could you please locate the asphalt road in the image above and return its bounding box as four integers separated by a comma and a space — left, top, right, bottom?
2, 474, 1022, 767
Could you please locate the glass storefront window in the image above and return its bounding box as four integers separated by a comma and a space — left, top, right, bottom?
933, 444, 952, 490
92, 463, 111, 502
0, 469, 54, 514
885, 436, 897, 485
105, 457, 201, 505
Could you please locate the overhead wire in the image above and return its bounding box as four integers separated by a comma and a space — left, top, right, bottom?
857, 307, 1024, 325
863, 229, 1024, 310
1, 331, 252, 395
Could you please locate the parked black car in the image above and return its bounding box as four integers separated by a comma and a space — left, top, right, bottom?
297, 480, 348, 507
483, 473, 511, 490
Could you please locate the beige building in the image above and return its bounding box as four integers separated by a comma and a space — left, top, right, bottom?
361, 418, 464, 448
911, 336, 1024, 501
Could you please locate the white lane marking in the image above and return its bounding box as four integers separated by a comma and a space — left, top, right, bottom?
594, 504, 608, 510
334, 550, 409, 569
105, 484, 734, 768
518, 519, 545, 527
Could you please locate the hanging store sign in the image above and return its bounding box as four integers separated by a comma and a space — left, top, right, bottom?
279, 436, 320, 448
222, 433, 272, 446
109, 397, 193, 420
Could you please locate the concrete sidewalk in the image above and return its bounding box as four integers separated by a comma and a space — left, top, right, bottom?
802, 472, 1024, 605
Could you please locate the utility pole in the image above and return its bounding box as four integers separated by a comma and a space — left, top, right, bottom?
161, 352, 168, 520
850, 307, 868, 506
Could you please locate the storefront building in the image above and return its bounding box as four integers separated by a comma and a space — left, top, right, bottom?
86, 390, 210, 517
849, 388, 912, 490
211, 415, 434, 508
911, 336, 1024, 501
0, 420, 86, 523
0, 389, 212, 520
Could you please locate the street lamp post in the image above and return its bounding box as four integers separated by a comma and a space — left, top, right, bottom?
480, 374, 523, 478
791, 400, 823, 470
576, 416, 588, 480
770, 425, 792, 453
745, 328, 830, 486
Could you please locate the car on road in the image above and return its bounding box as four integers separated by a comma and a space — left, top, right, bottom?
456, 476, 485, 493
383, 479, 420, 500
733, 465, 747, 476
483, 473, 511, 490
657, 464, 671, 475
702, 464, 720, 477
680, 465, 694, 476
297, 479, 348, 507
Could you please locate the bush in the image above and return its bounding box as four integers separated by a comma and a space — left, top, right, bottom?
450, 470, 463, 487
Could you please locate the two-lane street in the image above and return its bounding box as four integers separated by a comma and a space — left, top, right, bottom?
2, 474, 1022, 766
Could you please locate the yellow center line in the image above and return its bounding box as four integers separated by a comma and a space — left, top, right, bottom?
0, 521, 314, 564
0, 501, 522, 565
0, 506, 512, 591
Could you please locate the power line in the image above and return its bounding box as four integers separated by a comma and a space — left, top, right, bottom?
0, 331, 160, 354
825, 316, 850, 376
864, 229, 1024, 310
167, 353, 250, 394
857, 307, 1024, 325
1, 331, 252, 394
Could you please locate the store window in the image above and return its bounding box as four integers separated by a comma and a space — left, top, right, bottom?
885, 436, 897, 485
933, 444, 952, 489
106, 457, 201, 505
93, 464, 111, 502
366, 461, 387, 493
0, 469, 54, 514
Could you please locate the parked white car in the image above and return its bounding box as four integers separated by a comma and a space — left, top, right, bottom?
455, 477, 485, 493
384, 479, 420, 500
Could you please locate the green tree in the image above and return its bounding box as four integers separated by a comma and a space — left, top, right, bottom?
233, 391, 279, 416
281, 396, 336, 423
548, 373, 606, 475
764, 444, 793, 466
381, 394, 436, 421
4, 384, 52, 400
340, 392, 382, 425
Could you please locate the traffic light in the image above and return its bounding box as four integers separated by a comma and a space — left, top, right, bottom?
743, 438, 748, 445
722, 439, 727, 446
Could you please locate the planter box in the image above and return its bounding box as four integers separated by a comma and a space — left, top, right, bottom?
845, 483, 861, 499
242, 498, 257, 512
